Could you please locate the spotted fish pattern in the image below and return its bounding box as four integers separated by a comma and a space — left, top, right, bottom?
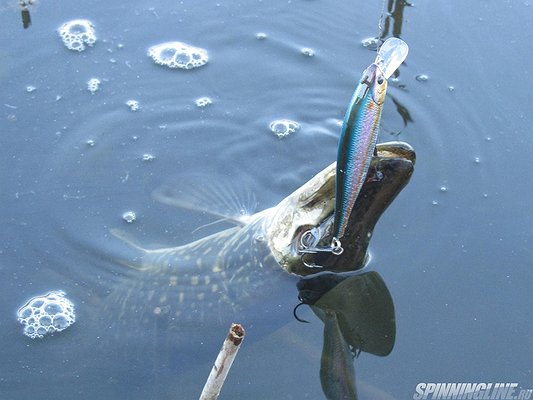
110, 216, 294, 340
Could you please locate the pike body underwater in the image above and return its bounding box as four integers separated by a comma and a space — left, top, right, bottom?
1, 0, 532, 399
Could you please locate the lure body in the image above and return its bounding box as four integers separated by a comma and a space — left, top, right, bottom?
333, 63, 387, 243
297, 38, 408, 260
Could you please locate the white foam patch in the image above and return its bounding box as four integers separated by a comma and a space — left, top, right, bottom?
301, 47, 315, 57
122, 211, 136, 223
126, 100, 140, 111
269, 119, 300, 138
17, 291, 75, 339
58, 19, 97, 52
147, 42, 208, 70
195, 97, 212, 107
87, 78, 100, 93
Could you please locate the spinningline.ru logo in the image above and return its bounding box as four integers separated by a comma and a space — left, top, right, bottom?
413, 383, 533, 400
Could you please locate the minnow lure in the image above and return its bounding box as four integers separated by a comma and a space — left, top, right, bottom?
300, 38, 408, 258
332, 62, 387, 252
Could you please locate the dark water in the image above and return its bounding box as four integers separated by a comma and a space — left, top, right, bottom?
1, 0, 532, 399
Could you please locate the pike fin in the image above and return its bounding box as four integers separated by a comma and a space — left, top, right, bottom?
152, 173, 258, 228
110, 229, 151, 271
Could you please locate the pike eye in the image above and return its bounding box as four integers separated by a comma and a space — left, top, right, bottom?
377, 77, 384, 85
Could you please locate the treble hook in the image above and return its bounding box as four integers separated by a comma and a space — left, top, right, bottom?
298, 230, 344, 269
301, 253, 324, 269
293, 302, 310, 323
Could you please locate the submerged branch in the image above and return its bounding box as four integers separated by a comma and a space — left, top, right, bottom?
199, 323, 245, 400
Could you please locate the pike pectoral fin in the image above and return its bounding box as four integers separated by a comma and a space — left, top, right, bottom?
152, 173, 258, 228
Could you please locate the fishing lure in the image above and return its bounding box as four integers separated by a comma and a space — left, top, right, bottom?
332, 62, 387, 253
300, 38, 408, 260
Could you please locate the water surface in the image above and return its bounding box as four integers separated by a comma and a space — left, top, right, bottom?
1, 0, 532, 399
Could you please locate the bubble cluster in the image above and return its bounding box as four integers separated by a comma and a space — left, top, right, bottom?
17, 291, 75, 339
87, 78, 100, 93
301, 47, 315, 57
195, 97, 212, 107
416, 74, 429, 82
122, 211, 136, 223
361, 37, 380, 50
142, 154, 155, 162
147, 42, 208, 70
126, 100, 140, 111
269, 119, 300, 138
58, 19, 97, 52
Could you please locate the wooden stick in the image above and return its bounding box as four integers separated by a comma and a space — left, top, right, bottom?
199, 323, 245, 400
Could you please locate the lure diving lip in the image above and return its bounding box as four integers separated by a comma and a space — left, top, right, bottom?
375, 37, 409, 79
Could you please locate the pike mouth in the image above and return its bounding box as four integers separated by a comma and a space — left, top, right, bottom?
274, 141, 416, 276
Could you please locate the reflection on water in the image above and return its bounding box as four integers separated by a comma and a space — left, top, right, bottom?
379, 0, 413, 42
19, 0, 32, 29
380, 0, 413, 131
298, 271, 395, 399
388, 94, 413, 130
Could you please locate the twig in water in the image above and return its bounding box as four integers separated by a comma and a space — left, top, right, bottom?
199, 323, 245, 400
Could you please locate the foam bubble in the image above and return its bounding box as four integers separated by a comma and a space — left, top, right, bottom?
126, 100, 140, 111
147, 42, 208, 70
87, 78, 100, 93
416, 74, 429, 82
52, 314, 70, 330
58, 19, 97, 52
301, 47, 315, 57
195, 97, 212, 108
122, 211, 136, 223
17, 291, 75, 339
26, 85, 37, 93
269, 119, 300, 138
361, 37, 379, 50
